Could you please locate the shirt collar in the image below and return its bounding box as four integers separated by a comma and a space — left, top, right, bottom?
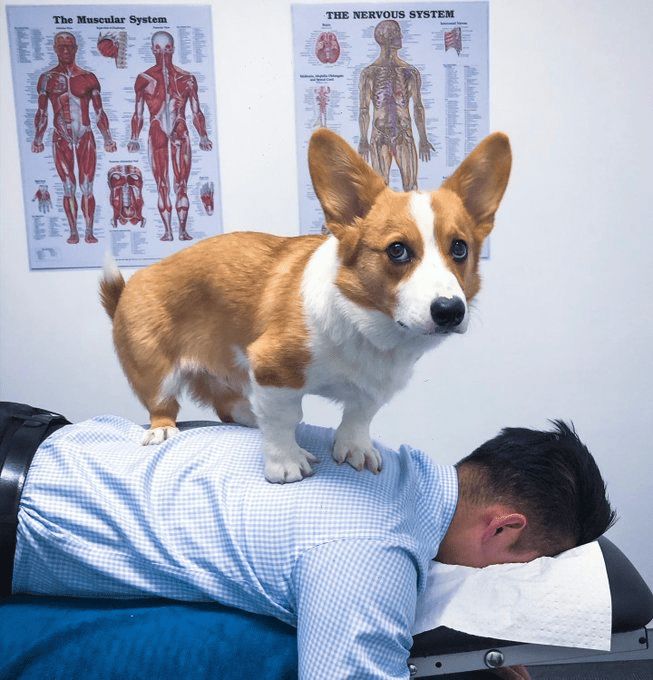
436, 464, 459, 539
425, 463, 459, 557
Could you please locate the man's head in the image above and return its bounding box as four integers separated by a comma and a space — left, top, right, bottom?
54, 32, 77, 66
437, 420, 616, 567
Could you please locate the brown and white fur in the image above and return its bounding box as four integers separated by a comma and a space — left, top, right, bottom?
100, 130, 511, 483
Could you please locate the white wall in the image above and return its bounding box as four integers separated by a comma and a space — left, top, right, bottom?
1, 0, 652, 590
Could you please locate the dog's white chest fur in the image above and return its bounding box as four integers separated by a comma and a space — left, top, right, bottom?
301, 237, 441, 405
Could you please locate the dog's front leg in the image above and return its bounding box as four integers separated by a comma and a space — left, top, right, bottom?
334, 396, 382, 473
250, 384, 318, 484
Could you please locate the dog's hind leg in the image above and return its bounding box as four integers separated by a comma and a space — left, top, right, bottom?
213, 393, 257, 428
142, 396, 180, 444
187, 372, 257, 428
126, 359, 181, 444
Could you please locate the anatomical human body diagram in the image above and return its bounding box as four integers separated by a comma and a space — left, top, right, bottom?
292, 1, 489, 259
7, 4, 221, 270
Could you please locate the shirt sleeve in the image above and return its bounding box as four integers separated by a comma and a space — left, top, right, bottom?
291, 538, 418, 680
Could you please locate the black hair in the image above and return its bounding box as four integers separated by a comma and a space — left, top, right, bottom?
456, 420, 617, 555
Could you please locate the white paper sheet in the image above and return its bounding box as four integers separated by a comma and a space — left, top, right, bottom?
413, 541, 612, 651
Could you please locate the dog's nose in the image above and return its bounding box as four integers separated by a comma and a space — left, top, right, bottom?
430, 296, 466, 328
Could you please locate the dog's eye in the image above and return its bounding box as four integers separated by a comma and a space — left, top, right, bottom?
386, 242, 412, 263
450, 239, 468, 262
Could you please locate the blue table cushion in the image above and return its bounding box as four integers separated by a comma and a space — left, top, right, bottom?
0, 597, 297, 680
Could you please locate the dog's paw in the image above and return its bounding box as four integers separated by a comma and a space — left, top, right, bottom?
142, 426, 180, 445
264, 445, 318, 484
333, 434, 382, 473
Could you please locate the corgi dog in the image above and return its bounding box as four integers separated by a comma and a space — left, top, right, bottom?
100, 129, 511, 483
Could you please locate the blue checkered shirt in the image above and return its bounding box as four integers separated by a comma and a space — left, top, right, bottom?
14, 416, 458, 679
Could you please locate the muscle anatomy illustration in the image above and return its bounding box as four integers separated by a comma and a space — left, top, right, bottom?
199, 181, 214, 215
33, 185, 52, 213
314, 86, 331, 127
108, 165, 145, 228
128, 31, 212, 241
97, 32, 128, 69
358, 20, 434, 191
31, 32, 117, 244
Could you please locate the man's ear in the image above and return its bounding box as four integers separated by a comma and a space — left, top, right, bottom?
442, 132, 512, 240
308, 129, 387, 238
481, 512, 531, 565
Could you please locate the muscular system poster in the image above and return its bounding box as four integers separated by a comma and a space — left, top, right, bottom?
7, 5, 221, 270
292, 2, 489, 254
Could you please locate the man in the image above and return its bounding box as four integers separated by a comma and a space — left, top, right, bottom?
128, 31, 213, 242
358, 20, 435, 191
32, 32, 117, 244
0, 403, 615, 679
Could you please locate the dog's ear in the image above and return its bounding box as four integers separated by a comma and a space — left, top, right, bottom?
309, 129, 387, 238
443, 132, 512, 239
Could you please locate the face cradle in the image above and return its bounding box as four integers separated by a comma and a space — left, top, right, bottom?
334, 188, 481, 337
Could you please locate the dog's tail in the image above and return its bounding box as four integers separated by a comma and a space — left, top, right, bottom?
99, 252, 125, 320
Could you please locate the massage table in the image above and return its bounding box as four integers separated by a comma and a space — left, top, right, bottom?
1, 422, 651, 679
